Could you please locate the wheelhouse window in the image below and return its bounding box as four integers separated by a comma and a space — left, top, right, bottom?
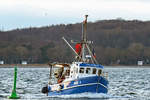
92, 68, 97, 74
79, 68, 84, 73
86, 68, 91, 74
98, 69, 102, 76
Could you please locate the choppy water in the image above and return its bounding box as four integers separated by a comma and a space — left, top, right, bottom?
0, 67, 150, 100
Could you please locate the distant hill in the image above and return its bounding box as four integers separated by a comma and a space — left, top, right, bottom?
0, 19, 150, 65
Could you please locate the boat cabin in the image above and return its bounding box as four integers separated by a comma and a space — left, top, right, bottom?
54, 62, 104, 83
67, 62, 103, 80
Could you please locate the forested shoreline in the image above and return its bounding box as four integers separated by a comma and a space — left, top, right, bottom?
0, 19, 150, 65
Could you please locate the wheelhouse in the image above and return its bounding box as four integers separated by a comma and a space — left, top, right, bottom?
69, 62, 104, 79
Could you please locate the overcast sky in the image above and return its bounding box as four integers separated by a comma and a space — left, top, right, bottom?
0, 0, 150, 30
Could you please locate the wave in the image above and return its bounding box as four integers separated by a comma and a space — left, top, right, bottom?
48, 92, 129, 99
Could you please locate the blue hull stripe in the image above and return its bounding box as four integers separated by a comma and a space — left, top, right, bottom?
60, 82, 108, 91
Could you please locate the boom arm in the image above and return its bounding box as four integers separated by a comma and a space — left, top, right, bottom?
62, 37, 82, 61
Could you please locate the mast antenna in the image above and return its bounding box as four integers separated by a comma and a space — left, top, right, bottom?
82, 15, 88, 41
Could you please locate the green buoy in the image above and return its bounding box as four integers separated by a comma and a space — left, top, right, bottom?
9, 66, 20, 99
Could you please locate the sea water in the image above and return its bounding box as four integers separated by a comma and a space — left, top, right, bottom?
0, 67, 150, 100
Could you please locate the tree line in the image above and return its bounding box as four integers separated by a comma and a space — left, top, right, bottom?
0, 19, 150, 65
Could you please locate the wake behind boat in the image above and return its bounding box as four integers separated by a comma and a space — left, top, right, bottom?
42, 15, 109, 96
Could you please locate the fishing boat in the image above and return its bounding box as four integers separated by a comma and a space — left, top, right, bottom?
42, 15, 109, 96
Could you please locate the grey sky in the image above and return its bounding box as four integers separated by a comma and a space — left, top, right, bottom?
0, 0, 150, 30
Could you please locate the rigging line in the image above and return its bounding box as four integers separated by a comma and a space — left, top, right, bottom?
85, 44, 94, 64
85, 43, 98, 64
